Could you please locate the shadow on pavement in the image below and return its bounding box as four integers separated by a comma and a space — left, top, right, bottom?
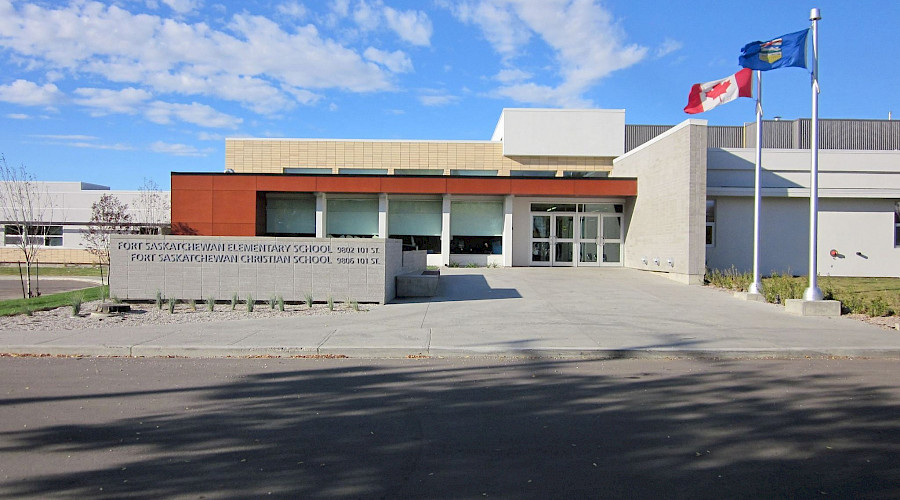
1, 358, 899, 498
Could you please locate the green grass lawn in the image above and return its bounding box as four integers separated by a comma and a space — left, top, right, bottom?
706, 268, 900, 316
0, 286, 108, 317
0, 265, 103, 277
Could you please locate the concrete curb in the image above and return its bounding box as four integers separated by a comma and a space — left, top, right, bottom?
3, 345, 900, 360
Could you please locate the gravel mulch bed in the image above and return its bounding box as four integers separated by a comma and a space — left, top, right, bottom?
0, 300, 373, 331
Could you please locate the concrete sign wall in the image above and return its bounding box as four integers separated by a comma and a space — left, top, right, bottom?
110, 235, 403, 304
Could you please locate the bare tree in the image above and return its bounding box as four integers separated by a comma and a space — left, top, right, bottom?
0, 155, 55, 298
135, 177, 170, 235
83, 194, 131, 285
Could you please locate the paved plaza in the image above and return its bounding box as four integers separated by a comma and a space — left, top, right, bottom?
1, 268, 899, 358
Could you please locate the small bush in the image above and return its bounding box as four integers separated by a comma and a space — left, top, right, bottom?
206, 296, 215, 312
277, 295, 285, 312
24, 306, 34, 316
305, 292, 313, 308
155, 290, 164, 310
764, 272, 804, 304
70, 293, 83, 316
867, 296, 891, 317
188, 298, 197, 312
246, 294, 254, 312
351, 300, 359, 311
231, 292, 239, 311
327, 296, 334, 311
705, 266, 752, 291
269, 295, 277, 310
168, 297, 177, 314
111, 295, 121, 304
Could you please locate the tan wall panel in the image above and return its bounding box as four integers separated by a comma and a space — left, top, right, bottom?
0, 248, 100, 265
225, 140, 614, 177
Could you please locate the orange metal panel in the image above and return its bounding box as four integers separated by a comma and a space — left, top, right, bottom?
256, 176, 319, 192
316, 176, 383, 193
171, 189, 212, 223
509, 179, 576, 196
446, 177, 512, 195
213, 175, 257, 191
572, 179, 638, 197
171, 175, 213, 190
212, 190, 258, 224
213, 223, 256, 236
380, 177, 447, 194
171, 222, 212, 236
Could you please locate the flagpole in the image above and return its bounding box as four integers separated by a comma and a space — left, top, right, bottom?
804, 7, 823, 301
749, 70, 763, 295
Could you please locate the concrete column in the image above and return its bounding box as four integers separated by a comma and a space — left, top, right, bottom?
502, 195, 514, 267
441, 194, 451, 266
378, 193, 389, 238
315, 192, 326, 238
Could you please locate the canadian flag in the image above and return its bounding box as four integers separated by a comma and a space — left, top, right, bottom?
684, 68, 753, 114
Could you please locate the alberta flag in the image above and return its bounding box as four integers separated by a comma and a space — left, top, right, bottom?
739, 29, 809, 71
684, 68, 753, 114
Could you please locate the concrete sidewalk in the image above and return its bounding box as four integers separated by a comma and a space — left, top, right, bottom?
2, 268, 899, 359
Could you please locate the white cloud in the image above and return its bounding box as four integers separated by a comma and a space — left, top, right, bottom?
419, 94, 459, 106
364, 47, 413, 73
6, 113, 30, 119
495, 68, 532, 83
451, 0, 647, 107
149, 140, 214, 156
196, 131, 224, 141
0, 1, 403, 119
348, 1, 432, 46
145, 101, 242, 128
73, 87, 152, 115
277, 2, 308, 19
0, 79, 64, 107
30, 134, 100, 140
655, 38, 683, 58
383, 6, 432, 46
161, 0, 200, 15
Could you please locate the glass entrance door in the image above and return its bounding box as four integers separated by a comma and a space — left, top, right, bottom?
578, 215, 600, 266
600, 214, 623, 265
553, 215, 575, 266
530, 213, 575, 266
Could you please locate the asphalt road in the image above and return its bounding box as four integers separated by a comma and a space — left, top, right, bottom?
0, 277, 98, 300
1, 357, 898, 499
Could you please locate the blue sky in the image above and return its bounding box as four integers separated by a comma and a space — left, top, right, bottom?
1, 0, 897, 189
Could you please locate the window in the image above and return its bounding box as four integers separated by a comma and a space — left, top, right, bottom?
895, 201, 899, 247
389, 199, 442, 254
450, 201, 503, 255
327, 197, 379, 237
284, 167, 332, 174
394, 169, 444, 176
266, 194, 316, 236
706, 200, 716, 246
338, 168, 388, 175
563, 171, 609, 178
450, 169, 497, 176
4, 225, 63, 247
510, 170, 556, 177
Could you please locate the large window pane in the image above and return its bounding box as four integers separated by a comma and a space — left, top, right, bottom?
451, 201, 503, 237
338, 168, 388, 175
395, 169, 443, 176
451, 170, 497, 176
327, 198, 379, 237
602, 217, 621, 239
284, 168, 331, 174
266, 194, 316, 235
389, 200, 442, 236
